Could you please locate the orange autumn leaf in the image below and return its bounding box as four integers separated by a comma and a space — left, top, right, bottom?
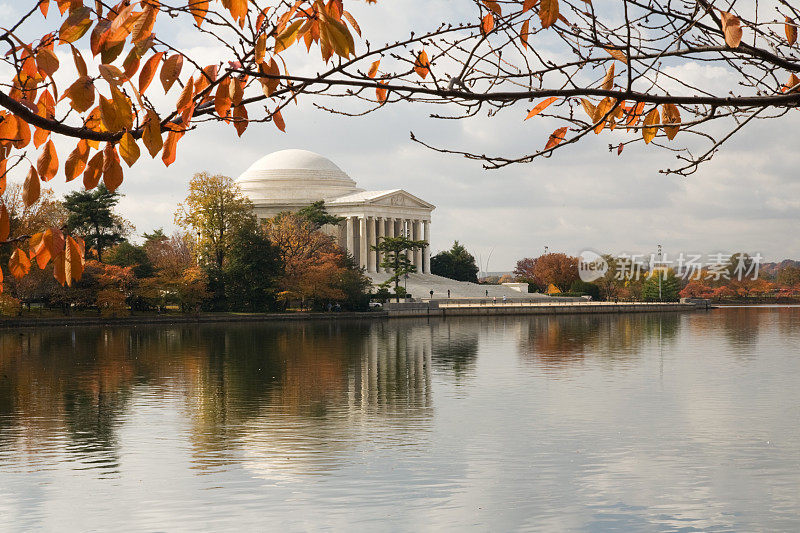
232, 104, 248, 136
482, 13, 495, 35
414, 50, 430, 79
605, 47, 628, 64
376, 81, 388, 103
525, 97, 557, 120
162, 130, 181, 166
102, 143, 123, 192
65, 139, 89, 181
36, 139, 58, 181
662, 103, 681, 140
539, 0, 559, 29
786, 17, 797, 46
139, 51, 164, 94
520, 19, 530, 49
273, 108, 286, 132
544, 126, 567, 150
160, 54, 184, 93
720, 11, 742, 48
9, 248, 31, 279
642, 107, 660, 144
190, 0, 209, 26
22, 166, 40, 207
83, 151, 104, 190
0, 204, 9, 242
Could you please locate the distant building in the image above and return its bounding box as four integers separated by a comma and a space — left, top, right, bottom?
237, 149, 435, 274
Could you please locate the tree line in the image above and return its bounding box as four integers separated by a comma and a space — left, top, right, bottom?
0, 172, 373, 316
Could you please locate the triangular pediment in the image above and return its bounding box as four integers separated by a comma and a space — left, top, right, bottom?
369, 190, 434, 209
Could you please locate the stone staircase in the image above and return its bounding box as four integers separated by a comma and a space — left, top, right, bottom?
367, 272, 554, 300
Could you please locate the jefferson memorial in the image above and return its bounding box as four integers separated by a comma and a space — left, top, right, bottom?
237, 149, 547, 299
237, 149, 435, 274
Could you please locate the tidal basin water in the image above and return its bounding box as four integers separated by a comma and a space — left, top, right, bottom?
1, 308, 800, 531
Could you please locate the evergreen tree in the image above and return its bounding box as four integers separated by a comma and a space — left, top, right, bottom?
430, 241, 479, 282
296, 201, 343, 229
642, 269, 680, 302
224, 220, 283, 312
373, 236, 427, 297
63, 184, 128, 262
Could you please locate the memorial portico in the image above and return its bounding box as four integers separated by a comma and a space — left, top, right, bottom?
237, 149, 434, 274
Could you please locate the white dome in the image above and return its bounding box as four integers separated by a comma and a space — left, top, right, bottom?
237, 149, 360, 206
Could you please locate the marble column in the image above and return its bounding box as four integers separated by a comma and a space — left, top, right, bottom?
367, 216, 376, 272
359, 216, 368, 270
388, 217, 396, 238
414, 220, 423, 270
346, 216, 354, 259
376, 217, 385, 273
423, 220, 430, 274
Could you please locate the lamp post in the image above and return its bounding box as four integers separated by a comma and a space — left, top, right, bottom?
657, 244, 662, 301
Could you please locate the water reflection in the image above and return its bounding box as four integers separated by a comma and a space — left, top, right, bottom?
517, 313, 680, 372
1, 308, 799, 530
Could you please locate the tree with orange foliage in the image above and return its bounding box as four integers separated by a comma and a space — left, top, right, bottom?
514, 253, 578, 293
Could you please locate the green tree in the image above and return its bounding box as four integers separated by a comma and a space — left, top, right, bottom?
569, 280, 601, 300
224, 220, 283, 312
296, 201, 344, 230
174, 172, 255, 308
373, 236, 427, 298
642, 269, 680, 302
63, 184, 128, 262
430, 241, 479, 283
106, 242, 153, 279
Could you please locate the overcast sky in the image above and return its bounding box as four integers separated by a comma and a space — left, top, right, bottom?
4, 1, 800, 271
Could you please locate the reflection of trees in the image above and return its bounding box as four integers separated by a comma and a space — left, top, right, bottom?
518, 313, 681, 371
428, 318, 479, 379
0, 319, 437, 477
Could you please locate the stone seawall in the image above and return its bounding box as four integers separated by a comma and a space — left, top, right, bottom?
385, 302, 698, 318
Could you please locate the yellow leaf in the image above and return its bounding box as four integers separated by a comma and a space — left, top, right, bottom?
368, 60, 380, 79
642, 107, 659, 144
255, 34, 267, 63
539, 0, 559, 29
525, 97, 557, 120
36, 47, 60, 78
662, 103, 681, 140
143, 110, 163, 157
99, 95, 119, 131
605, 47, 628, 64
64, 75, 95, 112
275, 20, 304, 53
601, 63, 615, 91
58, 6, 92, 43
22, 166, 40, 207
414, 50, 430, 79
119, 131, 140, 166
37, 139, 59, 181
580, 98, 596, 121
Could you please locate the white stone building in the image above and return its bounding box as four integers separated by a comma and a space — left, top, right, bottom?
237, 149, 435, 274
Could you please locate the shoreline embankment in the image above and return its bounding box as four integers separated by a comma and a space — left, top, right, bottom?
0, 301, 703, 329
